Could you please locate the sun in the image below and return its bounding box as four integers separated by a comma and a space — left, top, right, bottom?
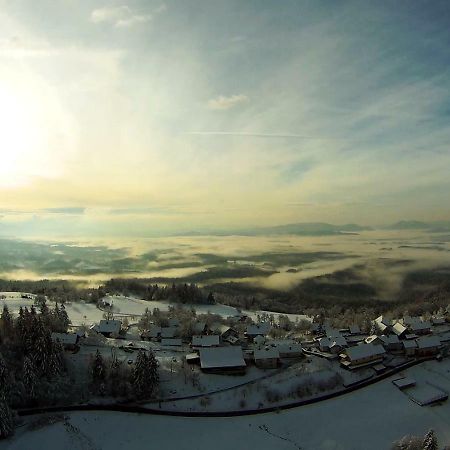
0, 84, 43, 188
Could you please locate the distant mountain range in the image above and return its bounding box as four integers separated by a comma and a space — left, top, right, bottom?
177, 220, 450, 237
385, 220, 450, 232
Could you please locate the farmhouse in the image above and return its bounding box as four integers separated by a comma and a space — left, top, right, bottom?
379, 334, 402, 352
374, 316, 391, 333
51, 332, 79, 350
254, 346, 279, 369
402, 340, 418, 356
93, 319, 122, 337
192, 335, 220, 348
161, 338, 182, 347
416, 336, 441, 356
340, 344, 386, 369
246, 322, 271, 340
391, 322, 408, 338
199, 346, 246, 374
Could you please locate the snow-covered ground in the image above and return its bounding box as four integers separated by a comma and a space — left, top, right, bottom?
3, 358, 450, 450
0, 291, 36, 312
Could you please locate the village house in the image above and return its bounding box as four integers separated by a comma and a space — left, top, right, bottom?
246, 322, 271, 341
254, 346, 279, 369
391, 321, 408, 338
161, 338, 182, 347
374, 316, 391, 334
402, 340, 418, 356
431, 317, 446, 326
348, 325, 361, 335
211, 323, 239, 344
51, 332, 79, 350
401, 317, 432, 335
329, 336, 348, 354
141, 326, 161, 340
192, 321, 208, 335
272, 341, 303, 358
364, 335, 382, 345
379, 334, 403, 352
160, 326, 179, 339
416, 336, 441, 356
198, 346, 246, 374
192, 334, 220, 348
92, 319, 122, 337
318, 337, 332, 352
340, 343, 386, 369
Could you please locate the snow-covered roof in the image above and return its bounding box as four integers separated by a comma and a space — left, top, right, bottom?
253, 335, 266, 345
199, 346, 246, 369
192, 335, 220, 347
325, 327, 342, 338
193, 322, 207, 334
402, 340, 417, 349
375, 316, 390, 332
380, 335, 400, 345
392, 322, 407, 336
416, 336, 441, 349
349, 325, 361, 334
211, 323, 232, 335
143, 326, 162, 338
247, 322, 271, 336
364, 335, 381, 344
344, 344, 386, 361
392, 377, 416, 389
96, 320, 121, 334
168, 318, 180, 327
161, 327, 178, 338
331, 336, 347, 347
254, 346, 279, 360
51, 332, 78, 345
161, 338, 182, 346
277, 343, 302, 354
318, 337, 331, 348
409, 321, 431, 332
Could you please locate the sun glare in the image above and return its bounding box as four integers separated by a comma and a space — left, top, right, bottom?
0, 84, 43, 187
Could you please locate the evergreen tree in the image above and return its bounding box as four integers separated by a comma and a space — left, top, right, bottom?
207, 292, 215, 305
422, 429, 438, 450
22, 357, 37, 400
91, 350, 106, 385
0, 398, 13, 439
0, 305, 13, 341
133, 350, 159, 398
0, 355, 9, 398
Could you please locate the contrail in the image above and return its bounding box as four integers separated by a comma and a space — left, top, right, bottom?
187, 131, 346, 140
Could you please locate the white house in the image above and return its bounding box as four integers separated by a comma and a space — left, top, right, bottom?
93, 319, 122, 337
199, 346, 246, 374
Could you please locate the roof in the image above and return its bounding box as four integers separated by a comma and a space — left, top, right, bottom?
392, 322, 407, 336
143, 326, 162, 338
168, 318, 180, 327
277, 343, 302, 354
409, 321, 431, 332
253, 335, 266, 345
333, 336, 347, 346
161, 327, 178, 338
161, 338, 182, 346
247, 322, 271, 336
402, 340, 417, 349
192, 335, 220, 347
318, 337, 331, 347
51, 332, 78, 345
364, 335, 381, 344
199, 346, 246, 369
193, 322, 207, 334
431, 317, 446, 325
96, 320, 121, 334
325, 328, 342, 338
254, 346, 280, 360
380, 335, 400, 345
392, 377, 416, 389
344, 344, 386, 361
211, 323, 232, 335
349, 325, 361, 334
416, 336, 441, 349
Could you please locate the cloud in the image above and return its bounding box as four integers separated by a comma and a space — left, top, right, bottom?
188, 131, 345, 139
207, 94, 249, 111
43, 207, 86, 215
90, 6, 152, 28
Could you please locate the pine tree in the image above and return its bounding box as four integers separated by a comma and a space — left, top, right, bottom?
0, 398, 13, 439
23, 357, 37, 400
147, 350, 159, 396
0, 354, 9, 398
422, 429, 438, 450
91, 350, 106, 385
0, 305, 13, 341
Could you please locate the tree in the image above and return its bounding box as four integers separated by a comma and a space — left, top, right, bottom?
0, 355, 9, 398
0, 398, 13, 439
422, 429, 438, 450
133, 350, 159, 398
91, 350, 106, 386
207, 292, 215, 304
0, 305, 13, 342
22, 357, 37, 400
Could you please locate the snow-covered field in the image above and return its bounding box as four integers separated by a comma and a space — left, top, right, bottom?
3, 358, 450, 450
0, 291, 36, 311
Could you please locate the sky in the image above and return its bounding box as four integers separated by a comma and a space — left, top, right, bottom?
0, 0, 449, 237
